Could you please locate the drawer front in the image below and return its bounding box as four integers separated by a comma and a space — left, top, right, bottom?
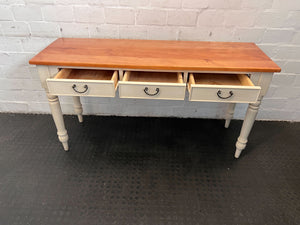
47, 79, 116, 97
119, 82, 186, 100
46, 69, 118, 97
189, 85, 261, 103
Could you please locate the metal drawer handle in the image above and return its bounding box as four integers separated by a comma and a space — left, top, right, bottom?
72, 84, 88, 94
144, 87, 159, 96
217, 90, 233, 99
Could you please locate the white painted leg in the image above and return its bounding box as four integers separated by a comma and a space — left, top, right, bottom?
183, 72, 188, 83
47, 94, 69, 151
234, 72, 273, 158
73, 96, 83, 123
235, 100, 261, 158
119, 69, 124, 80
224, 103, 236, 128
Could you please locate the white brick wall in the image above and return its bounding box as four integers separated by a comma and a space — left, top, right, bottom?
167, 10, 198, 26
42, 5, 74, 22
137, 9, 167, 25
74, 6, 105, 23
12, 5, 42, 21
0, 0, 299, 121
105, 8, 135, 25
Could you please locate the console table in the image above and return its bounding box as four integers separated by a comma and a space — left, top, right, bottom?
29, 38, 281, 158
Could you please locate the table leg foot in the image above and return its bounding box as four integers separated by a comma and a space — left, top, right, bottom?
58, 130, 69, 151
234, 149, 242, 158
48, 94, 69, 151
62, 141, 69, 151
77, 115, 83, 123
224, 119, 231, 128
235, 137, 247, 158
234, 101, 260, 158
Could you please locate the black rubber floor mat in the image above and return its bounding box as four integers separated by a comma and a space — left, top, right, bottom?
0, 113, 299, 225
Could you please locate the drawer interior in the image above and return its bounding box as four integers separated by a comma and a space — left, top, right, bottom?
54, 69, 118, 87
55, 69, 116, 80
190, 73, 254, 86
123, 71, 183, 83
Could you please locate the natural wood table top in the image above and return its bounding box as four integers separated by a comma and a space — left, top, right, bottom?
29, 38, 281, 72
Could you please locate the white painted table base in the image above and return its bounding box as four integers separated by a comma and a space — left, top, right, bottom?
73, 96, 83, 123
235, 73, 273, 158
37, 65, 273, 158
47, 94, 69, 151
225, 103, 236, 128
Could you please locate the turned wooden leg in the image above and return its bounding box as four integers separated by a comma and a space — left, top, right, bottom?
47, 94, 69, 151
224, 103, 236, 128
73, 96, 83, 123
235, 100, 261, 158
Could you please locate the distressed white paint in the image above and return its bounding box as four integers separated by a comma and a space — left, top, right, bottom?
73, 96, 83, 122
235, 72, 274, 158
46, 69, 118, 97
47, 94, 69, 151
47, 78, 117, 97
37, 63, 274, 157
189, 85, 261, 103
225, 103, 236, 128
119, 82, 186, 100
188, 73, 261, 103
119, 72, 186, 100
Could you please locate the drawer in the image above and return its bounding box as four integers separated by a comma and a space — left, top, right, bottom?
188, 73, 261, 103
47, 69, 118, 97
118, 71, 186, 100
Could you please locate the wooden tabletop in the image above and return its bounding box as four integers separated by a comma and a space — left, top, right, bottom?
29, 38, 281, 72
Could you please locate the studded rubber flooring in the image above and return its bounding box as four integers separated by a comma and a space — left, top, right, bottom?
0, 113, 299, 225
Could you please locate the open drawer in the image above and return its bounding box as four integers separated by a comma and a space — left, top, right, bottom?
47, 69, 118, 97
118, 71, 186, 100
188, 73, 261, 103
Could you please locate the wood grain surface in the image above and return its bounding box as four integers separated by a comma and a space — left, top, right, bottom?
192, 74, 253, 86
55, 69, 114, 80
29, 38, 281, 72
